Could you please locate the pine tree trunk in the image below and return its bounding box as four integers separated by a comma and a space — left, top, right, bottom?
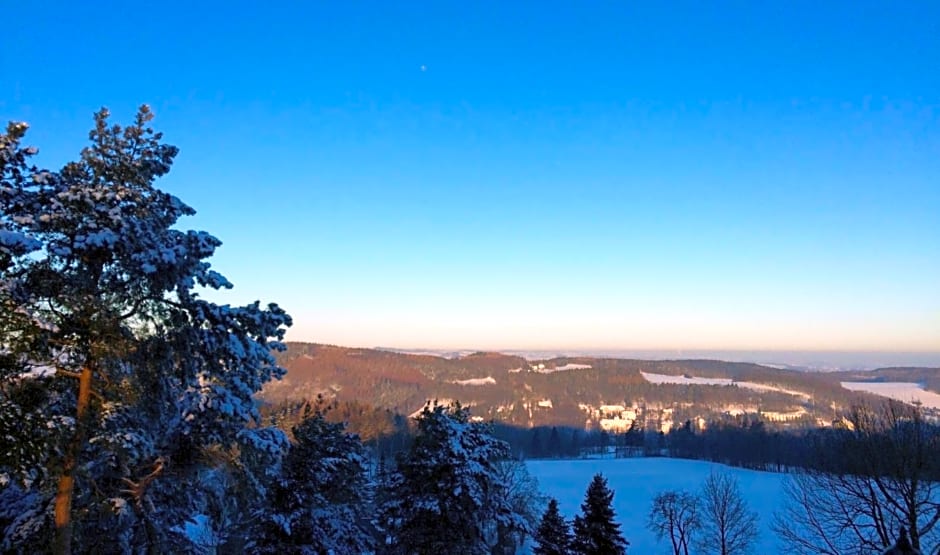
53, 366, 93, 555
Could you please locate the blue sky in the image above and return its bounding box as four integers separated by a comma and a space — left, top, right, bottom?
3, 1, 938, 351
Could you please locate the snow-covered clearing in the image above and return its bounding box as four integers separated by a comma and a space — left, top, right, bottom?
536, 363, 592, 373
526, 457, 785, 554
641, 371, 810, 399
451, 376, 497, 386
841, 381, 940, 409
642, 371, 735, 386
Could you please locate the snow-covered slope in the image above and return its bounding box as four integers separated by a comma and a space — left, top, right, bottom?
841, 381, 940, 409
641, 371, 810, 399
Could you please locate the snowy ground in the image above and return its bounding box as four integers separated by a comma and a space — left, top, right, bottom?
640, 371, 737, 387
451, 376, 497, 386
526, 457, 785, 554
841, 381, 940, 409
535, 363, 593, 373
641, 371, 810, 400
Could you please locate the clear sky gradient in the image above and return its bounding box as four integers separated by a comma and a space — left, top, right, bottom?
3, 2, 938, 351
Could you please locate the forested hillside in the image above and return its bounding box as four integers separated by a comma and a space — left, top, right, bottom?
264, 343, 938, 430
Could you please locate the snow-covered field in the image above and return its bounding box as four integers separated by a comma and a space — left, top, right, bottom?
526, 457, 785, 554
841, 381, 940, 409
641, 371, 736, 387
508, 364, 593, 374
537, 363, 593, 373
641, 371, 809, 399
451, 376, 497, 386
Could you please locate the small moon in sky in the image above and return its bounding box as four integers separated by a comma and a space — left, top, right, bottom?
420, 65, 427, 72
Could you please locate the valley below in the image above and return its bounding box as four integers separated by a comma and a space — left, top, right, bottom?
263, 343, 940, 433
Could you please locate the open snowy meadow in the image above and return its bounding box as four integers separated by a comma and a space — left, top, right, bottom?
840, 381, 940, 409
526, 457, 786, 554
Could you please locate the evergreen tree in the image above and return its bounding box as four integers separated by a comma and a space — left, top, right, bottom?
0, 108, 291, 553
533, 498, 572, 555
624, 420, 644, 449
572, 473, 628, 555
548, 426, 562, 457
254, 404, 373, 554
530, 428, 544, 458
569, 430, 582, 457
377, 402, 526, 555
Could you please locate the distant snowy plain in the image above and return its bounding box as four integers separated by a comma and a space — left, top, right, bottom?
526, 457, 785, 554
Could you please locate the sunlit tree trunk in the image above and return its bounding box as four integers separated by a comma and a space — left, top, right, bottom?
53, 365, 93, 555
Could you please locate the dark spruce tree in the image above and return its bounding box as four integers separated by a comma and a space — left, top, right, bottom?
377, 402, 526, 555
548, 426, 562, 457
533, 498, 572, 555
253, 403, 373, 554
572, 473, 628, 555
530, 428, 544, 458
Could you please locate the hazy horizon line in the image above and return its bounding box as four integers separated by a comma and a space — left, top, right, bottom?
299, 342, 940, 356
374, 346, 940, 355
283, 341, 940, 369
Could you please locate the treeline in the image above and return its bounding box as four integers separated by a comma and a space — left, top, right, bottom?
271, 395, 935, 482
493, 419, 819, 472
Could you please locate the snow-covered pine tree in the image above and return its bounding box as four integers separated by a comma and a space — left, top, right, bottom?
377, 402, 526, 555
533, 497, 572, 555
572, 473, 628, 555
0, 107, 291, 554
0, 121, 63, 495
253, 403, 374, 553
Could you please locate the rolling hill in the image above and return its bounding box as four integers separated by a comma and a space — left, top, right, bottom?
261, 343, 940, 430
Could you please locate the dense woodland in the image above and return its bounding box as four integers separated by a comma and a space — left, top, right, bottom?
2, 111, 938, 554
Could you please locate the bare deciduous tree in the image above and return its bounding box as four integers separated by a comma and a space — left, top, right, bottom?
489, 458, 546, 554
773, 401, 940, 554
698, 472, 758, 555
648, 490, 700, 555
